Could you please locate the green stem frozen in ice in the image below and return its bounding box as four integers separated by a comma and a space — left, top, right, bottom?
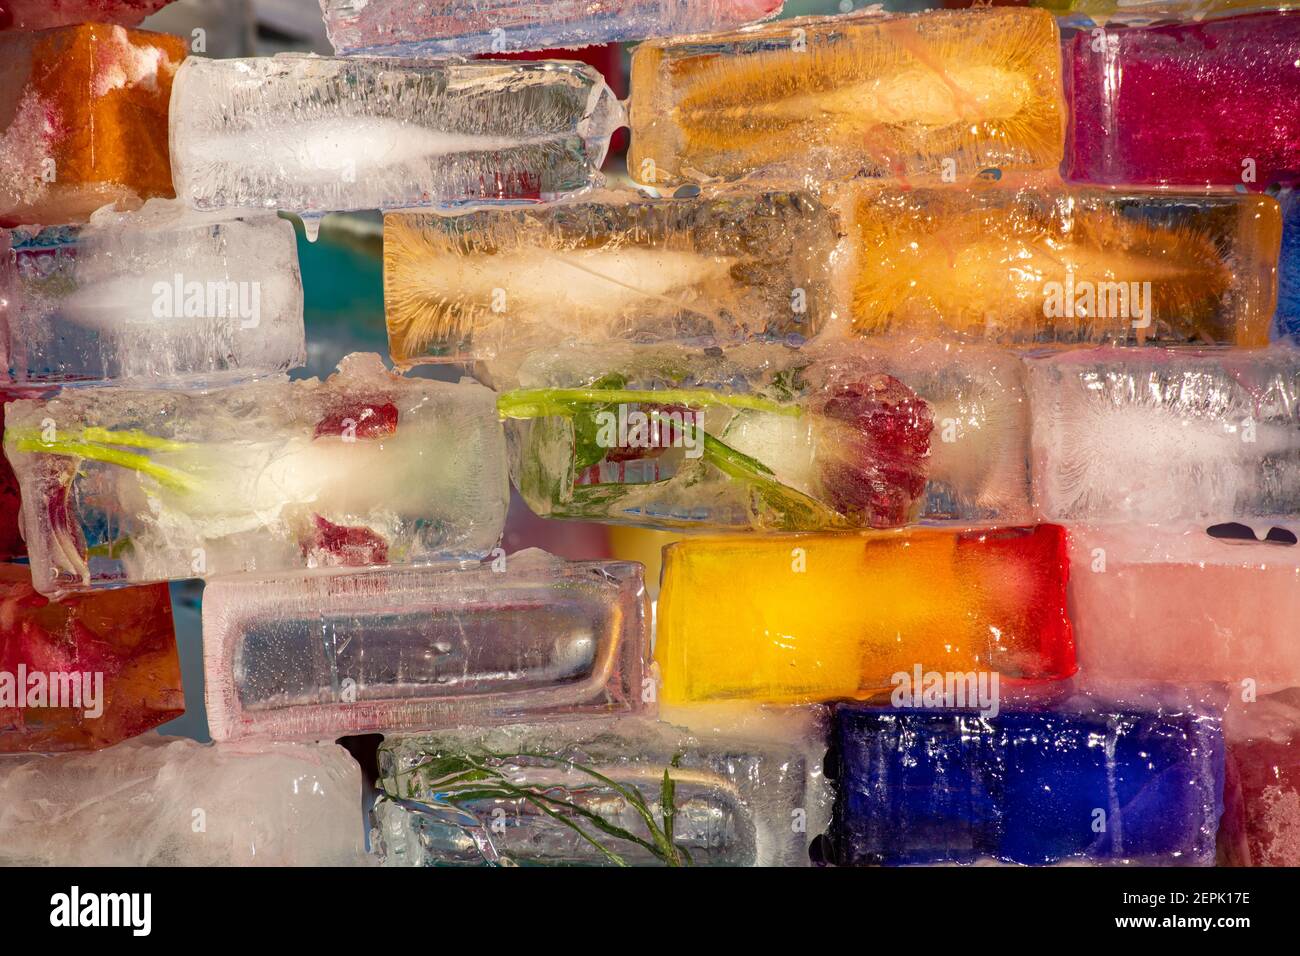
496, 387, 801, 420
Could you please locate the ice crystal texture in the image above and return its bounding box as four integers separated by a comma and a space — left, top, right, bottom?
170, 55, 625, 217
202, 550, 650, 741
374, 715, 826, 867
319, 0, 783, 56
1, 200, 305, 387
1027, 348, 1300, 525
0, 737, 367, 865
3, 353, 509, 596
384, 188, 840, 366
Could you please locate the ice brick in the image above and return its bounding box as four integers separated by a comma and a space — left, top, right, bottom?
498, 341, 1031, 531
628, 7, 1064, 187
0, 23, 184, 227
202, 550, 650, 741
319, 0, 783, 56
1069, 526, 1300, 690
384, 188, 840, 366
1274, 182, 1300, 343
1067, 12, 1300, 188
0, 563, 180, 752
845, 184, 1279, 347
0, 1, 175, 31
1222, 732, 1300, 866
1, 200, 304, 387
1027, 348, 1300, 526
170, 54, 624, 218
0, 736, 367, 865
3, 352, 509, 596
825, 700, 1225, 866
374, 716, 823, 867
657, 525, 1075, 705
0, 385, 49, 559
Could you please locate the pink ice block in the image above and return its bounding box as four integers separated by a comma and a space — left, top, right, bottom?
1067, 12, 1300, 189
1069, 527, 1300, 689
0, 1, 174, 32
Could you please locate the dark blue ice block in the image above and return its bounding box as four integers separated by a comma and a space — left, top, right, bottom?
826, 704, 1224, 866
1274, 183, 1300, 342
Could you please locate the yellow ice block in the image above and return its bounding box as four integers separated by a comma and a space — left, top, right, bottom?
629, 6, 1065, 187
656, 525, 1076, 705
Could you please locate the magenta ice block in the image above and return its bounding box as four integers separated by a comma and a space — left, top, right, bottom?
1066, 12, 1300, 189
202, 550, 650, 741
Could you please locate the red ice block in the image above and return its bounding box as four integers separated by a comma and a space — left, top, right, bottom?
0, 564, 182, 752
1067, 12, 1300, 189
1223, 734, 1300, 866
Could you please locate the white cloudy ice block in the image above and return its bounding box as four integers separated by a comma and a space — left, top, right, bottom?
202, 550, 651, 742
1028, 348, 1300, 526
0, 737, 367, 866
3, 353, 509, 596
169, 54, 625, 220
0, 200, 305, 387
318, 0, 783, 56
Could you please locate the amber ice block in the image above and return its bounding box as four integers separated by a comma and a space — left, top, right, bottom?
628, 7, 1065, 187
0, 23, 185, 227
0, 563, 181, 752
383, 188, 840, 366
656, 524, 1076, 705
844, 185, 1279, 347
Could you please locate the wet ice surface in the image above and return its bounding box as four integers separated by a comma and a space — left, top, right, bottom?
170, 55, 625, 218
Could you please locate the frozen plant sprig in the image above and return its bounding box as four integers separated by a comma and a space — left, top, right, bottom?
395, 748, 692, 867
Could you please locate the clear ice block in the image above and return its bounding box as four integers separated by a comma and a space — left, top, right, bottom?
1027, 348, 1300, 526
202, 550, 650, 741
498, 341, 1031, 531
0, 23, 185, 227
628, 7, 1065, 187
319, 0, 783, 57
373, 716, 825, 867
825, 697, 1225, 866
2, 352, 509, 596
1069, 526, 1300, 690
657, 525, 1076, 705
170, 54, 625, 219
844, 184, 1280, 347
0, 736, 367, 865
0, 563, 181, 752
1, 200, 305, 387
383, 188, 841, 367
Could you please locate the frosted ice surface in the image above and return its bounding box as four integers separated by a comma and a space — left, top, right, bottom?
170, 54, 625, 216
1028, 348, 1300, 525
0, 737, 368, 866
1, 199, 305, 387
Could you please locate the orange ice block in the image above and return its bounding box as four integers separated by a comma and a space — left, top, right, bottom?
0, 23, 185, 226
656, 524, 1076, 705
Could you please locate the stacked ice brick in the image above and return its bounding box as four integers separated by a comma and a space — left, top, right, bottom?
0, 0, 1295, 867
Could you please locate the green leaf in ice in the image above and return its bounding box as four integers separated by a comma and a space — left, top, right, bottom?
570, 373, 627, 470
